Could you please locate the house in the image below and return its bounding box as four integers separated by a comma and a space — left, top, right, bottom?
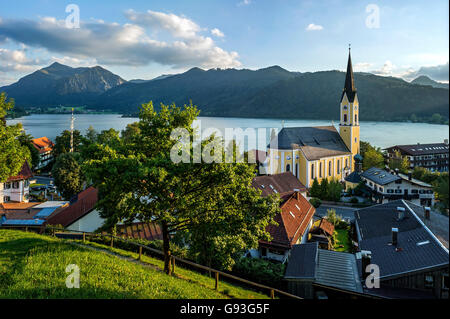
354, 200, 449, 299
0, 201, 68, 229
308, 218, 335, 250
344, 170, 362, 191
253, 191, 315, 263
252, 172, 307, 197
360, 167, 434, 206
31, 137, 55, 169
284, 242, 365, 299
266, 49, 360, 188
385, 141, 449, 172
46, 187, 102, 232
0, 161, 33, 203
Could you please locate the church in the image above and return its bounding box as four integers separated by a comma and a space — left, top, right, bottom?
266, 48, 361, 188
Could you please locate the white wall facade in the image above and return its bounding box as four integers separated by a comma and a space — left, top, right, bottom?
66, 209, 104, 233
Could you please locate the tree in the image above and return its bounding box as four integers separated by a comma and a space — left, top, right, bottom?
17, 132, 40, 170
52, 152, 84, 200
309, 178, 321, 198
434, 174, 449, 210
320, 178, 329, 200
84, 102, 279, 274
121, 122, 140, 141
327, 179, 343, 202
53, 129, 83, 159
388, 150, 410, 173
430, 113, 443, 124
0, 92, 31, 182
85, 125, 98, 144
363, 148, 384, 170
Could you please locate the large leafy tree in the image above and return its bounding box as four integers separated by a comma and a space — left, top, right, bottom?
52, 152, 84, 200
84, 102, 279, 274
18, 132, 40, 170
360, 140, 385, 171
53, 129, 83, 159
0, 93, 31, 182
388, 150, 410, 173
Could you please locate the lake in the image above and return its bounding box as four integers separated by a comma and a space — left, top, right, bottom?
7, 114, 449, 149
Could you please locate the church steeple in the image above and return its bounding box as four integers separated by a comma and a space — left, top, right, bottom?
341, 45, 357, 103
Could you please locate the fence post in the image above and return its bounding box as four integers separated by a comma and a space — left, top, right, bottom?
138, 246, 142, 261
270, 289, 275, 299
215, 272, 219, 291
171, 256, 175, 274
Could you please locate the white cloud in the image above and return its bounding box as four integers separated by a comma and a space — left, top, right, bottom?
305, 23, 323, 31
0, 48, 43, 72
370, 60, 449, 82
0, 11, 241, 69
237, 0, 252, 6
353, 62, 373, 72
211, 28, 225, 38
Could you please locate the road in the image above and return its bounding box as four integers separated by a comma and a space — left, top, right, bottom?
315, 205, 358, 222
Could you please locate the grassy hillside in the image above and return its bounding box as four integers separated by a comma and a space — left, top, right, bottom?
0, 229, 267, 299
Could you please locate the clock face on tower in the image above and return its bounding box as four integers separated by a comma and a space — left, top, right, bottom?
354, 105, 357, 111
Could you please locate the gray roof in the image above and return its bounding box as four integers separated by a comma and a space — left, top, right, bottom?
355, 200, 449, 280
385, 143, 449, 156
360, 167, 401, 185
285, 242, 363, 293
285, 242, 318, 279
268, 126, 351, 160
345, 171, 362, 184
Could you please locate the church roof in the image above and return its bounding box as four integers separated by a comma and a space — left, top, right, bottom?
268, 126, 351, 160
341, 49, 357, 103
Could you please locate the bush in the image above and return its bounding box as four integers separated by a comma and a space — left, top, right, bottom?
309, 197, 322, 208
350, 197, 359, 204
232, 257, 285, 289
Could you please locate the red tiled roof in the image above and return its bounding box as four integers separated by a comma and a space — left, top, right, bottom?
112, 222, 163, 241
32, 137, 54, 154
260, 191, 315, 249
47, 187, 98, 227
252, 172, 307, 197
7, 161, 33, 182
319, 218, 335, 236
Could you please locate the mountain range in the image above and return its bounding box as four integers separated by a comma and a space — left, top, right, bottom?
1, 63, 448, 122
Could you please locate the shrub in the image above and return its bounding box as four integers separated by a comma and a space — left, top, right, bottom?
232, 257, 285, 289
350, 197, 359, 204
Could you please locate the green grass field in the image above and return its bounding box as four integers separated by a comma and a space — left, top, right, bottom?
0, 229, 268, 299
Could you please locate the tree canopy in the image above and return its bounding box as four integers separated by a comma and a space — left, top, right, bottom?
0, 92, 31, 182
84, 102, 280, 273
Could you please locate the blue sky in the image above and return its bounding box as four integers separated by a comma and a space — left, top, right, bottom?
0, 0, 448, 85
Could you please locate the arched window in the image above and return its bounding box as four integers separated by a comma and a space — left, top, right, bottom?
329, 161, 332, 176
343, 114, 347, 123
319, 162, 322, 178
355, 114, 358, 123
286, 164, 290, 172
337, 160, 341, 174
311, 164, 315, 179
295, 163, 299, 177
345, 158, 348, 168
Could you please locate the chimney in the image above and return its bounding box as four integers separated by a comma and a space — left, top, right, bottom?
361, 250, 372, 281
392, 227, 398, 246
425, 207, 431, 220
397, 206, 405, 220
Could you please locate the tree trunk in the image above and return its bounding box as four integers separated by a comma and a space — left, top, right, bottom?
162, 222, 172, 275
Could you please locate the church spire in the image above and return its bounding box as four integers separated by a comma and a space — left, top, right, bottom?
341, 45, 357, 102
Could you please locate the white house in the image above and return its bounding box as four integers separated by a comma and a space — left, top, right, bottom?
0, 161, 33, 203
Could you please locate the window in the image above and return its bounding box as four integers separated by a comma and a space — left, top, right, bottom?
311, 164, 315, 179
387, 189, 394, 193
12, 182, 19, 189
443, 274, 449, 291
286, 164, 290, 172
4, 183, 11, 189
355, 114, 358, 123
343, 105, 348, 110
329, 161, 332, 176
319, 162, 322, 178
3, 196, 10, 202
295, 163, 298, 177
411, 190, 418, 194
425, 275, 434, 289
337, 160, 341, 174
343, 114, 347, 123
345, 158, 348, 168
261, 248, 267, 257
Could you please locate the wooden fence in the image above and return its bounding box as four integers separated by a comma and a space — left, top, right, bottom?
1, 225, 302, 300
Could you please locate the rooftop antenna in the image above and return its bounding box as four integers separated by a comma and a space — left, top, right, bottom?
70, 108, 75, 153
